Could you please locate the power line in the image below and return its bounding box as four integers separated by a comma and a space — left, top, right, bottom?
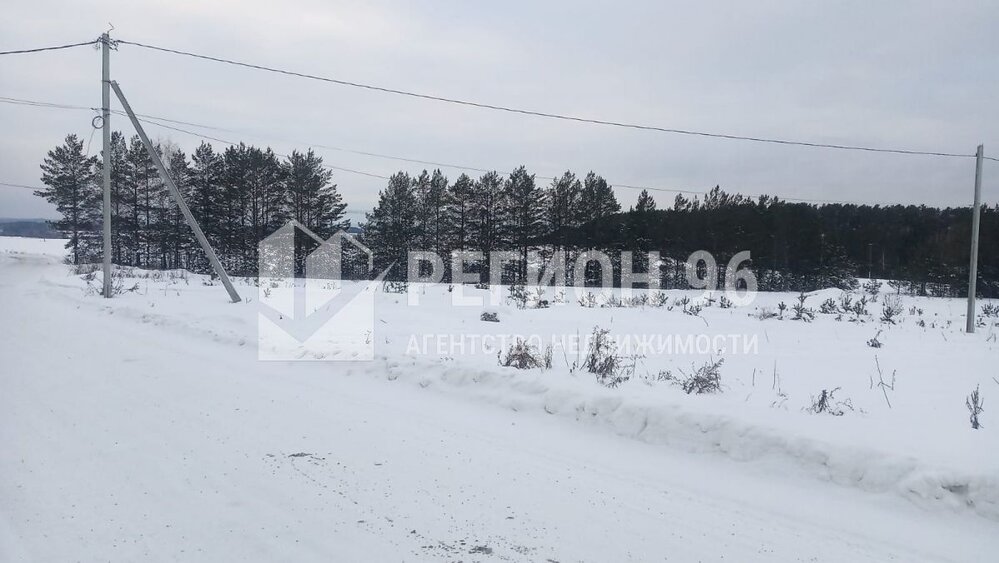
127, 112, 391, 180
0, 96, 94, 111
0, 181, 43, 190
0, 94, 982, 207
0, 39, 98, 56
115, 38, 976, 160
104, 107, 938, 204
130, 111, 710, 195
0, 93, 703, 194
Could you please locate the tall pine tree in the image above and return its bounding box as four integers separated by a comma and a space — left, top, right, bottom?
36, 134, 100, 265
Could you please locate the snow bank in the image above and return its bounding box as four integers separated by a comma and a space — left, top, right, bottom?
378, 357, 999, 520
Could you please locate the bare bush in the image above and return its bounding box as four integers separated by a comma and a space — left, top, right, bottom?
498, 338, 544, 370
83, 268, 139, 296
755, 307, 778, 320
480, 311, 499, 322
583, 327, 634, 388
981, 303, 999, 318
967, 385, 984, 429
871, 356, 896, 408
866, 330, 883, 348
806, 388, 853, 416
663, 358, 724, 395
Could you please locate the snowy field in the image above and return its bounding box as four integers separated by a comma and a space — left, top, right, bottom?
1, 235, 998, 562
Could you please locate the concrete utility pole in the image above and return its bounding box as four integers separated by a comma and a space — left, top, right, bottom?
100, 33, 112, 298
966, 144, 984, 334
110, 80, 242, 303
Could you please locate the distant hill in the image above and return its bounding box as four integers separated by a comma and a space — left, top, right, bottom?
0, 219, 59, 238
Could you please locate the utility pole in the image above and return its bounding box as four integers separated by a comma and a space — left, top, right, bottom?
966, 144, 984, 333
100, 32, 112, 298
110, 80, 242, 303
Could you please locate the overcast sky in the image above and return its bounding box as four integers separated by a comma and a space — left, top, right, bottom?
2, 0, 997, 221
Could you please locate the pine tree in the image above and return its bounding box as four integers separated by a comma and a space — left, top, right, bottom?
579, 172, 620, 224
445, 173, 475, 254
411, 169, 449, 256
163, 149, 192, 269
98, 131, 128, 264
222, 143, 285, 274
427, 169, 449, 258
283, 149, 347, 236
283, 149, 348, 274
469, 171, 508, 281
634, 189, 656, 212
189, 142, 224, 272
122, 135, 155, 266
411, 170, 432, 252
504, 166, 546, 282
362, 172, 417, 279
36, 134, 100, 265
546, 171, 583, 250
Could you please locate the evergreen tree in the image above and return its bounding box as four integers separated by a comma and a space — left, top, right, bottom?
362, 172, 417, 279
445, 173, 475, 253
189, 142, 224, 271
98, 131, 128, 264
222, 143, 285, 274
123, 135, 156, 266
283, 149, 348, 274
546, 171, 583, 250
283, 149, 347, 237
469, 171, 508, 281
411, 169, 448, 256
35, 134, 100, 265
427, 169, 449, 257
504, 166, 546, 281
634, 189, 656, 212
163, 149, 192, 269
579, 171, 620, 224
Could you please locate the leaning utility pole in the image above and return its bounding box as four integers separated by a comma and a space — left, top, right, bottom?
110, 80, 242, 303
100, 33, 112, 298
966, 144, 984, 334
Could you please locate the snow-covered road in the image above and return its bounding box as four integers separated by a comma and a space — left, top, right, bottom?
1, 245, 997, 561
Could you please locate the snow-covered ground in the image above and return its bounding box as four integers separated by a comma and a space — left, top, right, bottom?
1, 235, 997, 561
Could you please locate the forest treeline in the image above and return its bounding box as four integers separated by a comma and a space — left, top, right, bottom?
35, 133, 998, 297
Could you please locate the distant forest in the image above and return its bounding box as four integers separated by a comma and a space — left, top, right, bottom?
34, 133, 998, 297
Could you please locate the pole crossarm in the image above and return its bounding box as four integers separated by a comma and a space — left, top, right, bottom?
109, 80, 242, 303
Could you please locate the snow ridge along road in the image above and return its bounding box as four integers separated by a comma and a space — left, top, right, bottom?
1, 237, 997, 561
